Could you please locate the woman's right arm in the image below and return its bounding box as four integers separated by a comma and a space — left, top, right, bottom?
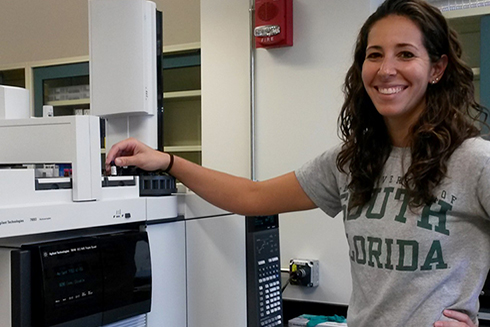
105, 138, 317, 216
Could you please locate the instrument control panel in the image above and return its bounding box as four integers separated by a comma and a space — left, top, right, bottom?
246, 215, 283, 327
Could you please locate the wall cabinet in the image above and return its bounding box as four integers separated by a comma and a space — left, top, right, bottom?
162, 46, 202, 165
449, 9, 490, 133
443, 7, 490, 103
32, 61, 90, 117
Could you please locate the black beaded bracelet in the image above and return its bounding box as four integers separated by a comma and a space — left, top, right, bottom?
164, 153, 174, 173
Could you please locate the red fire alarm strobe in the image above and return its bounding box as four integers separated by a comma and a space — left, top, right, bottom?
254, 0, 293, 49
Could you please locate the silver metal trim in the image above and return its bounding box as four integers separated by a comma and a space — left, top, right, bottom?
250, 1, 257, 181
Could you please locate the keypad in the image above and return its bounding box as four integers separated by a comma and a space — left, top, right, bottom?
258, 256, 282, 327
246, 216, 283, 327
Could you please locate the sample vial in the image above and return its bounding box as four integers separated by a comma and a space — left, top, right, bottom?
110, 161, 118, 176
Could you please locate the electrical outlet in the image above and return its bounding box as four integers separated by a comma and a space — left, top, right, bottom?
289, 259, 319, 287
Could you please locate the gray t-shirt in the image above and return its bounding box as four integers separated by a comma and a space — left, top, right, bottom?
295, 137, 490, 327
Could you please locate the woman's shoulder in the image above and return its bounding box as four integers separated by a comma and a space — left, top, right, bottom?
450, 137, 490, 165
456, 137, 490, 156
297, 143, 343, 174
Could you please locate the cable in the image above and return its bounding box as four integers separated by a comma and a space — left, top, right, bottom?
280, 269, 291, 293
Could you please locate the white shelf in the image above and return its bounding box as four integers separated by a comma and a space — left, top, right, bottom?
46, 98, 90, 106
162, 42, 201, 54
442, 5, 490, 19
164, 145, 202, 152
161, 45, 202, 165
164, 90, 201, 100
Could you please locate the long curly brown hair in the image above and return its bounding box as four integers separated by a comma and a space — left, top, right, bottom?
337, 0, 487, 209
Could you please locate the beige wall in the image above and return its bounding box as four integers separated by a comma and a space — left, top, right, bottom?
201, 0, 377, 305
0, 0, 200, 66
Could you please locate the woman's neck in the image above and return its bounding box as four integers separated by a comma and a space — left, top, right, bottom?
388, 127, 410, 147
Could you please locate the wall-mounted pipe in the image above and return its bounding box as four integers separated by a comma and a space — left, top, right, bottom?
249, 0, 257, 181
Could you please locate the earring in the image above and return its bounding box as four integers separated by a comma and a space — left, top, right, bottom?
431, 77, 439, 84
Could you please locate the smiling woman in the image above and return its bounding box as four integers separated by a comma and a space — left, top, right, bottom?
338, 0, 484, 211
361, 15, 448, 146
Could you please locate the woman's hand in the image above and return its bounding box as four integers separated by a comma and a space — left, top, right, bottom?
105, 137, 170, 173
434, 310, 477, 327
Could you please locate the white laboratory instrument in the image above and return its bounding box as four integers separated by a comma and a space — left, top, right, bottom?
0, 0, 185, 326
